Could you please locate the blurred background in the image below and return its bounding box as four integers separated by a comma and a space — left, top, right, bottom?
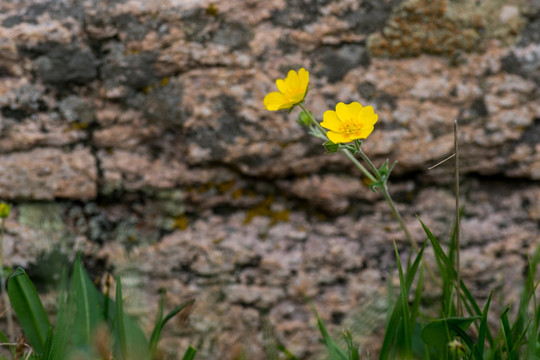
0, 0, 539, 358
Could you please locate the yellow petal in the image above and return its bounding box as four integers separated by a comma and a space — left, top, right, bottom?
327, 130, 352, 144
321, 110, 342, 131
357, 106, 378, 126
285, 69, 299, 89
347, 102, 364, 117
276, 79, 289, 95
358, 126, 375, 139
335, 102, 349, 121
298, 68, 309, 92
264, 92, 289, 111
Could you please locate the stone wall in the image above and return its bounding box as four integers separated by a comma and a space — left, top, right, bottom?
1, 0, 540, 358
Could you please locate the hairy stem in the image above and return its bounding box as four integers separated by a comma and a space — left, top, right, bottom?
380, 184, 419, 253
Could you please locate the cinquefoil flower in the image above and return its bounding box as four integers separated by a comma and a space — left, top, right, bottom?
321, 102, 378, 144
264, 68, 309, 111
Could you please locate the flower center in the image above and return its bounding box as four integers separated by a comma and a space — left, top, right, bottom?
339, 118, 363, 138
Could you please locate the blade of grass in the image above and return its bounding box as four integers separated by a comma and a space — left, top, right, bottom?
419, 218, 482, 316
277, 343, 300, 360
149, 298, 195, 357
311, 305, 347, 360
46, 268, 72, 359
500, 307, 518, 360
181, 345, 197, 360
71, 255, 103, 347
343, 330, 360, 360
379, 242, 426, 360
115, 276, 128, 360
394, 241, 413, 359
7, 267, 51, 354
473, 290, 493, 359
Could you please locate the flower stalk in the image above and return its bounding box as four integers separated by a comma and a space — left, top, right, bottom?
265, 68, 419, 252
0, 202, 14, 342
297, 104, 418, 252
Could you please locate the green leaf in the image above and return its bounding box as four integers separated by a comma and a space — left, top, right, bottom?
343, 330, 360, 360
70, 255, 103, 347
111, 276, 149, 360
149, 295, 195, 357
7, 267, 51, 354
418, 218, 482, 317
181, 345, 197, 360
376, 159, 397, 182
474, 291, 493, 359
421, 317, 479, 348
277, 343, 300, 360
46, 269, 72, 360
379, 242, 426, 360
311, 305, 347, 360
394, 242, 413, 358
115, 276, 128, 360
323, 140, 339, 153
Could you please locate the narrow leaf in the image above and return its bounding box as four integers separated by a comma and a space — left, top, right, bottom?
311, 305, 347, 360
181, 345, 197, 360
149, 297, 195, 357
7, 267, 51, 354
116, 276, 128, 360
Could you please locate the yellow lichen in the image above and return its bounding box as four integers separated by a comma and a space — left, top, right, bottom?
244, 196, 290, 226
173, 214, 188, 230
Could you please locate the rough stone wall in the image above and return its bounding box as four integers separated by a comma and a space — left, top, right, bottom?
1, 0, 540, 358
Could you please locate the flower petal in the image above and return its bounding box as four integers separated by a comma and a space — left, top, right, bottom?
327, 130, 351, 144
321, 110, 342, 131
264, 92, 289, 111
275, 79, 289, 95
298, 68, 309, 93
357, 105, 378, 126
335, 102, 349, 120
358, 126, 375, 139
285, 69, 299, 89
347, 102, 364, 117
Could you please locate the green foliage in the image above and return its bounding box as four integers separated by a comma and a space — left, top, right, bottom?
7, 267, 51, 354
6, 255, 196, 359
313, 218, 540, 360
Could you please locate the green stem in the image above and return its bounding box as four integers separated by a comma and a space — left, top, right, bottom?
341, 149, 378, 184
356, 144, 419, 252
0, 217, 14, 342
298, 103, 326, 133
380, 184, 419, 253
355, 143, 380, 177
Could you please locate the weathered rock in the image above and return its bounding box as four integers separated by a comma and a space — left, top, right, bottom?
0, 0, 540, 358
0, 147, 96, 200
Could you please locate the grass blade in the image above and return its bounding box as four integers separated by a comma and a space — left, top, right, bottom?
46, 268, 72, 359
311, 305, 347, 360
70, 255, 103, 347
7, 267, 51, 354
500, 307, 518, 360
394, 241, 413, 359
181, 345, 197, 360
379, 242, 426, 360
149, 297, 195, 357
115, 276, 128, 360
474, 290, 494, 359
343, 330, 360, 360
277, 343, 300, 360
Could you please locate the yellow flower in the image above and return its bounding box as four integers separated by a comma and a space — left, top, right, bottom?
264, 68, 309, 111
321, 102, 378, 144
0, 202, 11, 219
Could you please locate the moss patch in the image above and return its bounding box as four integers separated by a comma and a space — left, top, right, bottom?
367, 0, 526, 58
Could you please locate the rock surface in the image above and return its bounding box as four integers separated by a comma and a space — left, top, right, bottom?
0, 0, 539, 358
